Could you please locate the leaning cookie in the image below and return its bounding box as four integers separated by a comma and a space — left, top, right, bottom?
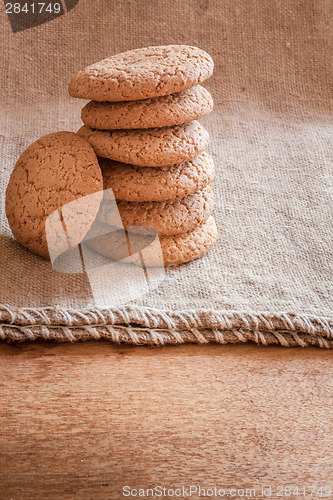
86, 216, 218, 267
69, 45, 214, 102
77, 121, 209, 167
97, 186, 214, 235
81, 86, 213, 130
5, 132, 103, 259
101, 152, 215, 202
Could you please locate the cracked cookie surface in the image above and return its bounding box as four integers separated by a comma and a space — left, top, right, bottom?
101, 152, 215, 202
69, 45, 214, 102
77, 121, 209, 167
97, 185, 214, 235
81, 86, 213, 129
87, 216, 217, 266
5, 132, 103, 259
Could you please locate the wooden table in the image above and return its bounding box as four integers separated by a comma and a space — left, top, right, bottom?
1, 342, 332, 499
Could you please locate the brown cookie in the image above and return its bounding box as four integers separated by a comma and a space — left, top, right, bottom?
97, 186, 214, 235
86, 216, 217, 266
69, 45, 214, 102
101, 152, 215, 202
77, 121, 209, 167
5, 132, 103, 259
81, 86, 213, 129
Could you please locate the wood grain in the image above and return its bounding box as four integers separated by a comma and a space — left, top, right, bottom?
0, 343, 333, 499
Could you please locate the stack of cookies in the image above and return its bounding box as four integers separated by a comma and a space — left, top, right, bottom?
68, 45, 217, 266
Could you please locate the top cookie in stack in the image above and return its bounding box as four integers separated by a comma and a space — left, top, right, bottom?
69, 45, 217, 266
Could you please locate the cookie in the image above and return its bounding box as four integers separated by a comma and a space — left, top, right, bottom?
69, 45, 214, 102
81, 86, 213, 130
77, 121, 209, 167
5, 132, 103, 259
97, 185, 214, 235
101, 152, 215, 202
86, 216, 217, 266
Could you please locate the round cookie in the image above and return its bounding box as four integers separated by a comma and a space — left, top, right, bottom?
101, 152, 215, 202
69, 45, 214, 102
77, 121, 209, 167
97, 186, 214, 235
81, 86, 213, 129
86, 217, 218, 266
5, 132, 103, 259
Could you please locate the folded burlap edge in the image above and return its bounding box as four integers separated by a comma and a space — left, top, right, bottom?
0, 305, 332, 348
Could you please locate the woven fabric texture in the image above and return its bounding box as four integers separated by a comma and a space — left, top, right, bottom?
0, 0, 332, 346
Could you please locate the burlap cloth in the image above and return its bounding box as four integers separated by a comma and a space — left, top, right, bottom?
0, 0, 332, 347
